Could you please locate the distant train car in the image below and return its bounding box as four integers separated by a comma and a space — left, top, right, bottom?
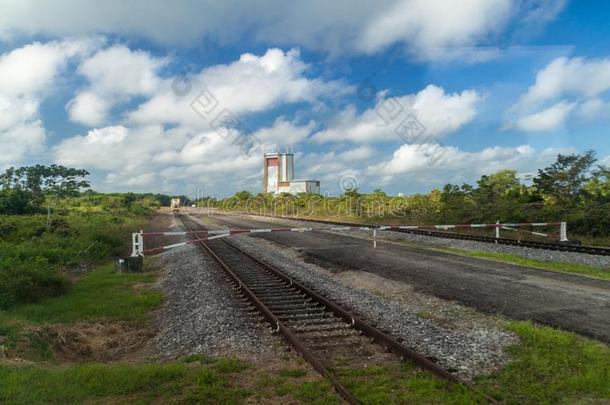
170, 198, 181, 212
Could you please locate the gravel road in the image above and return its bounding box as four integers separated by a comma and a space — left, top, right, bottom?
199, 211, 610, 343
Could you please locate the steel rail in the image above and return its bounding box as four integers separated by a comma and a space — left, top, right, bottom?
177, 214, 477, 403
219, 235, 463, 383
178, 215, 360, 404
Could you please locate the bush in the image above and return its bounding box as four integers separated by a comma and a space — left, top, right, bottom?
0, 189, 43, 215
0, 193, 151, 308
0, 258, 69, 309
0, 222, 17, 237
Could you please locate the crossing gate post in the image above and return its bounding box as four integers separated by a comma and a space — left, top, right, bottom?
131, 230, 144, 257
560, 222, 568, 242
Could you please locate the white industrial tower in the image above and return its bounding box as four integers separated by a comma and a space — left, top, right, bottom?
263, 149, 320, 195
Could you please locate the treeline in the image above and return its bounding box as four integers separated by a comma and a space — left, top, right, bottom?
207, 151, 610, 243
0, 164, 189, 215
0, 165, 90, 214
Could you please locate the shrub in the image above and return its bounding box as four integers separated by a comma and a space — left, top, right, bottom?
0, 258, 69, 309
0, 222, 17, 237
0, 189, 43, 215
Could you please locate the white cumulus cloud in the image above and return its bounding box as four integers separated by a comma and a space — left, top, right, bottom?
358, 0, 512, 59
514, 101, 576, 132
0, 39, 98, 166
509, 55, 610, 132
313, 85, 480, 143
67, 45, 168, 126
129, 48, 350, 128
366, 143, 575, 187
0, 0, 564, 60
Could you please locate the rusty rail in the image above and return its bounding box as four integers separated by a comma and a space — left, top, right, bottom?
178, 213, 479, 403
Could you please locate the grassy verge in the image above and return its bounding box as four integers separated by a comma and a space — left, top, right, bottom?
0, 207, 150, 309
1, 320, 608, 404
336, 321, 610, 404
0, 356, 338, 404
441, 248, 610, 281
0, 263, 163, 361
5, 263, 163, 324
477, 321, 610, 403
0, 265, 608, 403
3, 264, 163, 323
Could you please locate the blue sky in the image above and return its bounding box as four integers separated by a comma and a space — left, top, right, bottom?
0, 0, 608, 197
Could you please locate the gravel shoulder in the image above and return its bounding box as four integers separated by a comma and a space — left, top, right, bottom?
148, 213, 283, 362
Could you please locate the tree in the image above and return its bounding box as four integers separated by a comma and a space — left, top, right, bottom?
0, 165, 90, 215
584, 165, 610, 200
0, 165, 90, 197
473, 170, 523, 221
234, 190, 253, 201
439, 183, 475, 223
533, 151, 597, 207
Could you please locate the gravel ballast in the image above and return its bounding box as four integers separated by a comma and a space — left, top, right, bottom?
225, 230, 518, 380
150, 219, 280, 360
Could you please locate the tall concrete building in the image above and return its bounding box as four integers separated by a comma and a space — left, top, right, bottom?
263, 151, 320, 195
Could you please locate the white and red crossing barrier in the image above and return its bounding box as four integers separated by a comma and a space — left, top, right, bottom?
132, 227, 317, 256
389, 222, 562, 230
140, 233, 234, 255
132, 225, 374, 256
132, 221, 567, 256
140, 227, 315, 237
389, 222, 567, 240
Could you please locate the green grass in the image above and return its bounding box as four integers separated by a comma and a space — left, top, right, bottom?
255, 370, 338, 404
0, 206, 151, 309
477, 321, 610, 404
0, 262, 163, 361
442, 248, 610, 280
0, 358, 339, 405
337, 363, 480, 404
2, 322, 608, 404
0, 359, 248, 404
4, 263, 163, 324
334, 321, 610, 404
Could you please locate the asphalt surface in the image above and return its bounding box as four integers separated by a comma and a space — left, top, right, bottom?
200, 211, 610, 343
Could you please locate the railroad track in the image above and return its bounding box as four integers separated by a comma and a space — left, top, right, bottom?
177, 213, 474, 404
231, 212, 610, 256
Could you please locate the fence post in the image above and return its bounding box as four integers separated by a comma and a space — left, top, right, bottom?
560, 222, 568, 242
131, 233, 138, 257
140, 230, 144, 254
373, 228, 377, 249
